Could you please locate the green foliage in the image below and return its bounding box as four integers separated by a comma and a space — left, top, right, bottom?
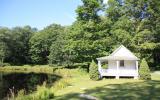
1, 0, 160, 70
33, 83, 54, 100
111, 29, 132, 46
0, 26, 35, 65
0, 65, 55, 74
48, 27, 73, 66
139, 58, 151, 80
66, 0, 113, 64
89, 60, 99, 81
106, 0, 123, 21
15, 83, 54, 100
0, 28, 11, 64
52, 79, 69, 91
16, 89, 33, 100
0, 42, 9, 64
29, 24, 64, 64
76, 0, 103, 22
101, 63, 108, 69
9, 26, 35, 64
0, 62, 10, 67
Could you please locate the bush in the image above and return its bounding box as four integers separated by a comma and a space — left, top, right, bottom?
33, 83, 54, 100
16, 89, 33, 100
139, 58, 151, 80
89, 60, 99, 81
52, 79, 69, 91
78, 66, 88, 73
14, 83, 54, 100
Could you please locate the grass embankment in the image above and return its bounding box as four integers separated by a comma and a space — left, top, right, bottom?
0, 65, 56, 74
1, 66, 160, 100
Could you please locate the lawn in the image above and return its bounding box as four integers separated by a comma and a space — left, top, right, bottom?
54, 70, 160, 100
1, 66, 160, 100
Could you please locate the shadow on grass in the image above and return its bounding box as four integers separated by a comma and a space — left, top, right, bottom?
55, 80, 160, 100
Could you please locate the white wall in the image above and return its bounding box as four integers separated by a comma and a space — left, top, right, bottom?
108, 60, 136, 70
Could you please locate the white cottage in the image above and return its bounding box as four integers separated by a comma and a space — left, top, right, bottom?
97, 45, 139, 79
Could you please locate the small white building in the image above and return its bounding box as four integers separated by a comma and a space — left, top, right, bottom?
97, 45, 139, 79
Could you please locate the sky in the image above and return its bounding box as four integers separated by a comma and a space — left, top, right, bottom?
0, 0, 108, 30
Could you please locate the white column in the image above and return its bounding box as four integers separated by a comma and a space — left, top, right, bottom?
98, 60, 102, 72
134, 61, 138, 79
116, 60, 119, 79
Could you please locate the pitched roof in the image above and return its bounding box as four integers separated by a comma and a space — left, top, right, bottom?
97, 45, 139, 61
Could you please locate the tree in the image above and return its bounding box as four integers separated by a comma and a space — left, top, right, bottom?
0, 27, 11, 65
106, 0, 124, 22
124, 0, 160, 68
66, 0, 112, 66
139, 58, 151, 80
29, 24, 64, 64
48, 27, 72, 66
8, 26, 36, 64
0, 42, 9, 64
89, 60, 99, 80
145, 0, 160, 67
76, 0, 103, 22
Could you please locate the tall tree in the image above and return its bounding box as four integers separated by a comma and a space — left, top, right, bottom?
8, 26, 36, 64
76, 0, 103, 22
0, 27, 11, 64
66, 0, 111, 66
124, 0, 160, 68
29, 24, 64, 64
48, 27, 70, 66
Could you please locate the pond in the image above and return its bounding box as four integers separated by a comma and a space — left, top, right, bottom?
0, 72, 61, 99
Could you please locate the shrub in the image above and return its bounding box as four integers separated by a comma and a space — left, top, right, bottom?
139, 58, 151, 80
78, 66, 88, 73
55, 68, 72, 78
89, 60, 99, 81
52, 79, 69, 91
16, 89, 33, 100
33, 83, 54, 100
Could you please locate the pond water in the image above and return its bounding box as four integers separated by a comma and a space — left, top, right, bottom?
0, 72, 61, 99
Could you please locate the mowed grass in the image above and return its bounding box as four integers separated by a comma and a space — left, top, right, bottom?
54, 70, 160, 100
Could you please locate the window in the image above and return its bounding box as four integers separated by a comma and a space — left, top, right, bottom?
120, 60, 124, 67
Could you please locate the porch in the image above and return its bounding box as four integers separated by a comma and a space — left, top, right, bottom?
98, 60, 139, 79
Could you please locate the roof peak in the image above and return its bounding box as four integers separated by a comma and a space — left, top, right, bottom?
110, 45, 138, 59
110, 45, 126, 56
97, 45, 139, 61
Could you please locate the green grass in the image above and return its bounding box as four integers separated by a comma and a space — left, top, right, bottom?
0, 65, 56, 74
1, 66, 160, 100
13, 83, 54, 100
54, 70, 160, 100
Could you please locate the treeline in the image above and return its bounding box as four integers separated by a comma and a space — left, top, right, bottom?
0, 0, 160, 69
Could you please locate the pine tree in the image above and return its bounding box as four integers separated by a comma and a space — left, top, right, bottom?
89, 60, 99, 80
139, 58, 151, 80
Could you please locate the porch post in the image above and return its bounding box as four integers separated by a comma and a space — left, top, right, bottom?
98, 60, 102, 72
116, 60, 119, 79
134, 61, 138, 79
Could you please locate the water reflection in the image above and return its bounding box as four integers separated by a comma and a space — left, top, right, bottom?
0, 72, 61, 99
